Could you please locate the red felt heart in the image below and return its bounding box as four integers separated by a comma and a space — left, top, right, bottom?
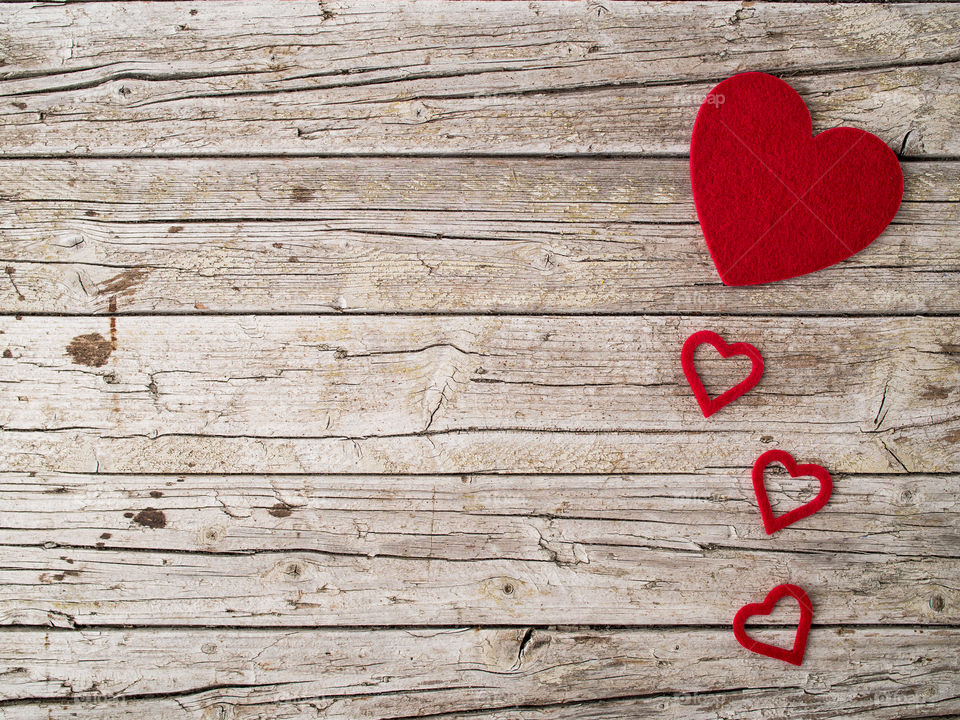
681, 330, 763, 418
753, 449, 832, 534
690, 72, 903, 286
733, 583, 812, 666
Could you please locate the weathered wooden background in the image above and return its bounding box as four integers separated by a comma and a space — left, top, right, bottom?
1, 1, 959, 717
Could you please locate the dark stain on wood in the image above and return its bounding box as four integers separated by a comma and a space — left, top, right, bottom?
149, 490, 164, 498
84, 209, 98, 217
98, 268, 147, 297
920, 385, 950, 400
132, 508, 167, 529
100, 533, 112, 540
268, 502, 293, 518
65, 333, 112, 367
291, 186, 314, 203
168, 225, 184, 233
41, 570, 80, 583
2, 349, 10, 358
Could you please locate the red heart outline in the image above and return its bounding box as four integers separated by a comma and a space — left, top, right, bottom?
690, 72, 903, 286
753, 449, 833, 534
733, 583, 812, 666
681, 330, 763, 418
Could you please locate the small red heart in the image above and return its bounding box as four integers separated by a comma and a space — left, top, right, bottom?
690, 72, 903, 286
681, 330, 763, 418
733, 583, 812, 666
753, 449, 832, 534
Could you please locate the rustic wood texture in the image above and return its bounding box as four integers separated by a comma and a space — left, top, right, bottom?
1, 315, 958, 474
1, 2, 959, 156
1, 1, 958, 718
1, 158, 958, 315
1, 627, 958, 718
0, 471, 954, 628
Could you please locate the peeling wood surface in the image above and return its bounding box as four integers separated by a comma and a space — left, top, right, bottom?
1, 1, 959, 717
1, 158, 958, 315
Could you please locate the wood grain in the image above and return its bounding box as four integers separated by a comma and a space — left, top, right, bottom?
1, 2, 958, 156
2, 1, 959, 715
1, 627, 958, 718
1, 315, 956, 474
1, 158, 957, 315
0, 471, 953, 628
3, 472, 954, 559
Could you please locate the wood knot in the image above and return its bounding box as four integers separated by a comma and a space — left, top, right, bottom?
283, 561, 305, 579
201, 525, 225, 543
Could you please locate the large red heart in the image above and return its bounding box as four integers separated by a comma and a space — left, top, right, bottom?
733, 583, 812, 666
681, 330, 763, 418
752, 449, 833, 534
690, 72, 903, 286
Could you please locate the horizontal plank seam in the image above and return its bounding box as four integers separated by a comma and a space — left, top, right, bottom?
0, 623, 955, 633
0, 683, 798, 711
5, 540, 953, 562
6, 470, 958, 478
0, 153, 954, 161
383, 690, 960, 720
0, 426, 881, 439
5, 682, 960, 714
2, 311, 960, 319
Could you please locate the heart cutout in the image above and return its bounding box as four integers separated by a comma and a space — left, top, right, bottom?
690, 72, 903, 286
681, 330, 763, 418
753, 449, 832, 534
733, 583, 812, 666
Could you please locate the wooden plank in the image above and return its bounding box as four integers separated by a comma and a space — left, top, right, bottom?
1, 472, 955, 561
1, 158, 957, 315
7, 542, 955, 627
0, 470, 954, 627
0, 315, 956, 475
1, 2, 958, 156
0, 627, 957, 719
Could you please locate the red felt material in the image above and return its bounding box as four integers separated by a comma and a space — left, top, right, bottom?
752, 449, 833, 534
733, 583, 812, 666
690, 72, 903, 286
681, 330, 763, 418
